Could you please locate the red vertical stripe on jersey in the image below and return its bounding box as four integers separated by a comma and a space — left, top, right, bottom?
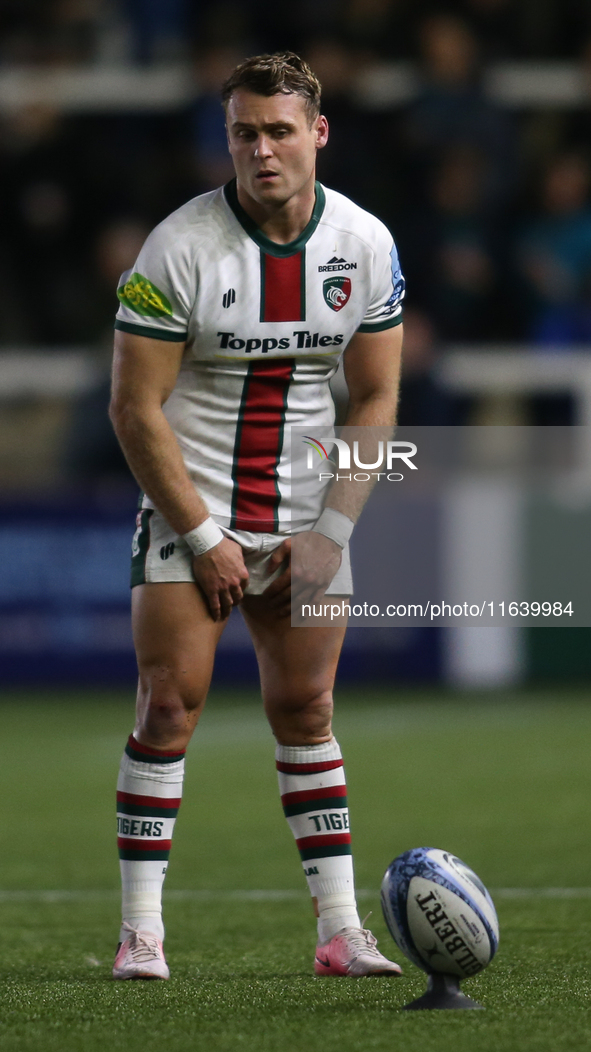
262, 253, 304, 321
231, 360, 295, 531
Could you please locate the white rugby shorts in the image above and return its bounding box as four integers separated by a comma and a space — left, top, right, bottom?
130, 507, 353, 596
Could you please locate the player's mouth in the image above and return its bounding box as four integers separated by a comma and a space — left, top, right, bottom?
256, 169, 279, 182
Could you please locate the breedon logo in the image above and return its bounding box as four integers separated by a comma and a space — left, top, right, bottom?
318, 256, 358, 272
323, 277, 351, 312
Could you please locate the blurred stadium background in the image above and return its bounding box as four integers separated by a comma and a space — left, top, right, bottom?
2, 0, 591, 692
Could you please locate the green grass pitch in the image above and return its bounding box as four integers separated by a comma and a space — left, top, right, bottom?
1, 686, 591, 1051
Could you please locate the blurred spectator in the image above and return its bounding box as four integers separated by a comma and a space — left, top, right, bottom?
46, 0, 100, 64
189, 46, 243, 192
250, 1, 342, 55
398, 147, 509, 340
0, 104, 94, 344
509, 0, 591, 60
564, 37, 591, 156
88, 218, 151, 343
401, 14, 516, 209
517, 152, 591, 344
96, 218, 149, 291
461, 0, 591, 61
0, 0, 101, 65
305, 40, 375, 204
342, 0, 412, 61
77, 107, 193, 233
122, 0, 189, 64
61, 217, 149, 484
461, 0, 524, 59
397, 308, 457, 425
192, 1, 257, 51
0, 98, 157, 348
62, 372, 132, 484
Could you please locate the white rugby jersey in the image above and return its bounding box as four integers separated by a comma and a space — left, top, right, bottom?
115, 180, 404, 531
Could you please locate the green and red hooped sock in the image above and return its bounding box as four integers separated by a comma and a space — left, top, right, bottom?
276, 738, 361, 942
117, 735, 186, 942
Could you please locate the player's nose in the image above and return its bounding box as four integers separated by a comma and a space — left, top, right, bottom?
254, 135, 273, 158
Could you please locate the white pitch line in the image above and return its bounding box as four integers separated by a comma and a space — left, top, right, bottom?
491, 887, 591, 899
1, 888, 591, 902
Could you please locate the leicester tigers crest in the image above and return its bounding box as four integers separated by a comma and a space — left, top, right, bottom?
323, 276, 351, 312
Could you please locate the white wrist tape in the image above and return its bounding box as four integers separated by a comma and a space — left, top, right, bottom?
311, 508, 354, 549
183, 517, 224, 557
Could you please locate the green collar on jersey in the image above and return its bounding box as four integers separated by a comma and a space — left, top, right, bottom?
224, 178, 326, 257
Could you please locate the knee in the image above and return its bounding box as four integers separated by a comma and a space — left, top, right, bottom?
136, 664, 207, 748
266, 688, 334, 746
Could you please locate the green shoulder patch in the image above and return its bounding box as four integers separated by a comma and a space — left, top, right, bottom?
117, 273, 173, 318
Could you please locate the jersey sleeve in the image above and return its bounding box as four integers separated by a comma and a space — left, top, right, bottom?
357, 223, 405, 333
114, 218, 195, 343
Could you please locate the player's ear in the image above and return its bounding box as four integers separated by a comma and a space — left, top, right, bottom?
316, 115, 329, 150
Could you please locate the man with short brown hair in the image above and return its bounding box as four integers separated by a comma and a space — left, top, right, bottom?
221, 51, 322, 122
110, 51, 404, 980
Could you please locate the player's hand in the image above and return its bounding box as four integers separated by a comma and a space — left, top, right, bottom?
291, 531, 342, 614
191, 538, 249, 621
262, 533, 342, 618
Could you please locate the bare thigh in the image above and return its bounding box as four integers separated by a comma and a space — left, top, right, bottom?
132, 582, 226, 750
241, 596, 348, 747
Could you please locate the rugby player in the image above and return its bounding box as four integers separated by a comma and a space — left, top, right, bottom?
109, 52, 404, 980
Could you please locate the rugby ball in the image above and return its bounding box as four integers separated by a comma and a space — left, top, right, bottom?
381, 847, 499, 977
